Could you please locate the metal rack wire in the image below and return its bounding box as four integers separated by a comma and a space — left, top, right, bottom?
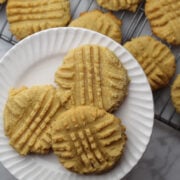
0, 0, 180, 130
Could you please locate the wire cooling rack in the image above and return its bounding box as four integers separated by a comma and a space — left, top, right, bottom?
0, 0, 180, 129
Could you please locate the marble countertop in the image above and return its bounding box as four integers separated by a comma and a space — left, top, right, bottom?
1, 40, 180, 180
125, 120, 180, 180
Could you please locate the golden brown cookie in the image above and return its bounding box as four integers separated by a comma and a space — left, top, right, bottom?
3, 85, 69, 155
55, 45, 129, 112
6, 0, 71, 40
69, 10, 122, 43
124, 36, 176, 91
145, 0, 180, 45
52, 106, 126, 174
171, 75, 180, 113
96, 0, 142, 12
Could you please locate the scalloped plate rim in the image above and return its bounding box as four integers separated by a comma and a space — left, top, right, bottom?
0, 27, 154, 180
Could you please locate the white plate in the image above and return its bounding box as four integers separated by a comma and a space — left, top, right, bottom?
0, 27, 154, 180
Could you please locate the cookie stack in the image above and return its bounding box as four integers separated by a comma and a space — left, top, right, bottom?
4, 45, 129, 174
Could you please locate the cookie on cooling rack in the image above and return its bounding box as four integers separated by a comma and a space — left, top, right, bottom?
124, 36, 176, 91
145, 0, 180, 45
69, 10, 122, 43
52, 106, 126, 174
6, 0, 71, 40
55, 44, 129, 112
4, 85, 69, 155
96, 0, 142, 12
171, 75, 180, 113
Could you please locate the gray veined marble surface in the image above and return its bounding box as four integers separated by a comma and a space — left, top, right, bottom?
124, 120, 180, 180
0, 120, 180, 180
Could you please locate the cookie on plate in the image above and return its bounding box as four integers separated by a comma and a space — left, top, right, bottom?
171, 75, 180, 113
145, 0, 180, 45
6, 0, 71, 40
4, 85, 69, 155
55, 45, 129, 112
69, 10, 122, 43
124, 36, 176, 91
96, 0, 142, 12
52, 106, 126, 174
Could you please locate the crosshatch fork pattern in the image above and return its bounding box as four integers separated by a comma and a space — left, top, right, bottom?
0, 0, 180, 129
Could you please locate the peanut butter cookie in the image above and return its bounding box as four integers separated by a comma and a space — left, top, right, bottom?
6, 0, 71, 39
55, 45, 129, 112
69, 10, 122, 43
171, 75, 180, 113
96, 0, 142, 12
4, 85, 69, 155
145, 0, 180, 45
52, 106, 126, 174
124, 36, 176, 90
